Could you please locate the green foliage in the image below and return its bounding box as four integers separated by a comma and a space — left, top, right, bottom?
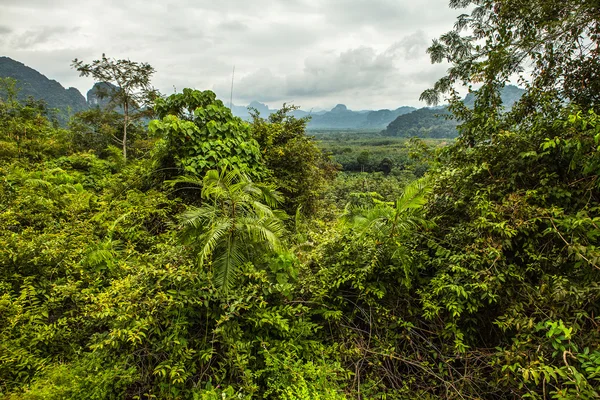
0, 78, 70, 163
69, 108, 122, 155
68, 108, 152, 160
150, 89, 265, 180
315, 131, 441, 175
250, 104, 337, 215
3, 2, 600, 397
72, 54, 159, 160
422, 0, 600, 110
343, 178, 433, 240
402, 0, 600, 394
178, 168, 287, 292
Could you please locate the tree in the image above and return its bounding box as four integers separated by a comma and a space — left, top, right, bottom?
68, 108, 122, 156
407, 1, 600, 397
0, 77, 67, 162
250, 104, 337, 216
378, 157, 393, 175
179, 168, 286, 292
420, 0, 600, 146
71, 54, 159, 161
150, 89, 265, 182
357, 151, 370, 172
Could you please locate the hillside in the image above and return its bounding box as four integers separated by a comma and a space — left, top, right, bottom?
87, 81, 118, 108
384, 85, 525, 138
361, 106, 416, 129
463, 84, 525, 109
0, 56, 88, 122
383, 107, 458, 138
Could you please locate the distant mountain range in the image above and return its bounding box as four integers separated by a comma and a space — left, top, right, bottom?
231, 101, 417, 130
230, 85, 524, 133
0, 56, 525, 137
383, 85, 526, 138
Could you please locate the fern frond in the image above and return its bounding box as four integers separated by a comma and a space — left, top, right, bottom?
396, 178, 432, 211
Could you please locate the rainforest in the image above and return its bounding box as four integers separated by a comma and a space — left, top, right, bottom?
1, 0, 600, 399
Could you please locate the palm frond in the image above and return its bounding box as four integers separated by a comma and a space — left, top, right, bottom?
24, 178, 52, 190
180, 206, 218, 235
164, 175, 203, 191
238, 217, 285, 253
178, 166, 287, 292
212, 235, 246, 293
196, 219, 232, 266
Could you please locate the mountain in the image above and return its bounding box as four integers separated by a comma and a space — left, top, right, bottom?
230, 101, 316, 121
87, 81, 119, 109
383, 107, 458, 138
0, 56, 523, 134
384, 85, 526, 138
230, 101, 274, 120
361, 106, 416, 129
230, 102, 416, 130
306, 104, 369, 129
0, 56, 88, 123
463, 84, 525, 109
307, 104, 416, 129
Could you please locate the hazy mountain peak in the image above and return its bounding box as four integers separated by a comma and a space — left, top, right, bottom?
463, 84, 525, 109
331, 104, 348, 112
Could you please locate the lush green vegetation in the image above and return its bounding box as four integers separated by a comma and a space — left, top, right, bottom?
0, 57, 88, 125
1, 1, 600, 399
314, 130, 443, 177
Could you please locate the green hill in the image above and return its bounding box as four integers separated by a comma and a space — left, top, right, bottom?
0, 56, 88, 123
383, 107, 458, 138
384, 85, 525, 138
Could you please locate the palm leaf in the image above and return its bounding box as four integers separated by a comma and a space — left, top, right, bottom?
196, 219, 232, 267
177, 167, 287, 292
212, 235, 246, 293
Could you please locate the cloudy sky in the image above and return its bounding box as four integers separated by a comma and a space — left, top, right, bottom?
0, 0, 462, 111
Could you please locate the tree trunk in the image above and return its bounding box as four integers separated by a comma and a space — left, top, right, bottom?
123, 102, 128, 162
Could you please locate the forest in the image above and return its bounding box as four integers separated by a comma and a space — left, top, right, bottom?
1, 0, 599, 399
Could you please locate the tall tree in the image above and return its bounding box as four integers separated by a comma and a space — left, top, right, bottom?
420, 0, 600, 145
405, 1, 600, 397
71, 54, 159, 161
250, 104, 337, 216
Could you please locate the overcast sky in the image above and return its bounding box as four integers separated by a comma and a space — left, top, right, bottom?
0, 0, 462, 111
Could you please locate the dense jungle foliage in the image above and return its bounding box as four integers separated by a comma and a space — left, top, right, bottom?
2, 0, 600, 399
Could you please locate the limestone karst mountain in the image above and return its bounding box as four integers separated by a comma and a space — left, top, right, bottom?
0, 56, 88, 123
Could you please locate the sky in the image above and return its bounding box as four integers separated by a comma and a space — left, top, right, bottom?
0, 0, 463, 111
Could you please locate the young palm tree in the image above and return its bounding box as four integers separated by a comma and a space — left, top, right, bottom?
179, 168, 287, 293
342, 178, 434, 287
343, 177, 433, 240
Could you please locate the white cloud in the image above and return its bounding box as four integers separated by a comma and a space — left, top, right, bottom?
0, 0, 460, 109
